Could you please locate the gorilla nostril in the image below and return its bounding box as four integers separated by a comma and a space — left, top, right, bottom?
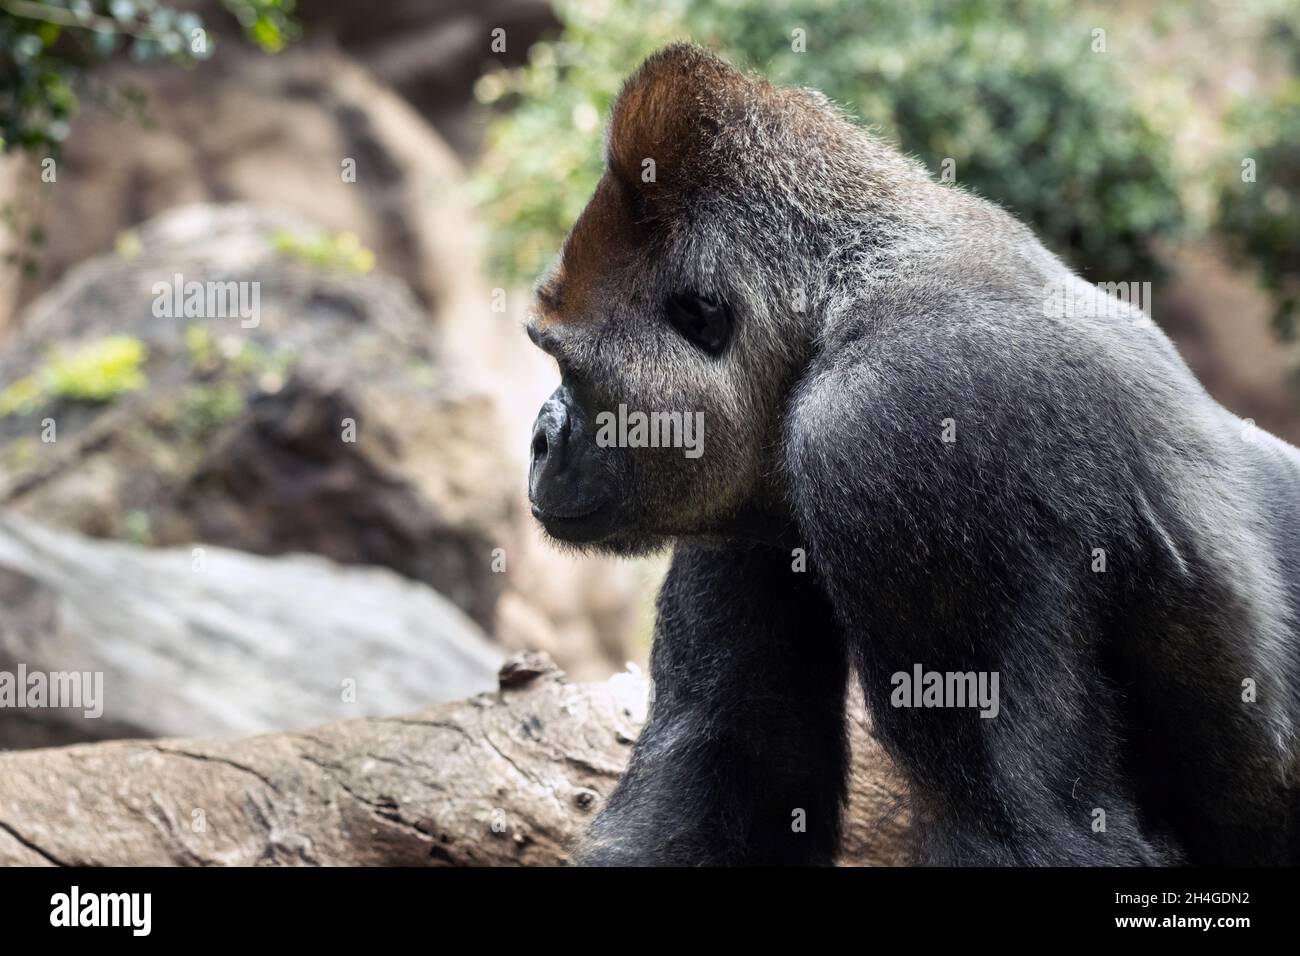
530, 390, 574, 492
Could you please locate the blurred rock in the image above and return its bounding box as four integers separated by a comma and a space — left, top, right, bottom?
7, 44, 481, 323
291, 0, 560, 155
0, 512, 503, 749
0, 204, 513, 630
0, 152, 33, 336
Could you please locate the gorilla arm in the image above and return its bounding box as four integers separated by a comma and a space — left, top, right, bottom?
576, 541, 850, 865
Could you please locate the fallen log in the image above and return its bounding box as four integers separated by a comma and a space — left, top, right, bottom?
0, 653, 910, 866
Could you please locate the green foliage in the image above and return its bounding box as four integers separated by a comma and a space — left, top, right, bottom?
476, 0, 1185, 287
44, 333, 148, 399
0, 334, 148, 415
2, 435, 38, 469
1, 197, 45, 276
0, 0, 299, 153
0, 373, 42, 415
186, 320, 292, 378
270, 228, 376, 273
176, 382, 244, 440
184, 322, 218, 368
122, 508, 152, 544
1215, 77, 1300, 337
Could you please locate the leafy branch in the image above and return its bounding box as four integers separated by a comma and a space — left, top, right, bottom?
0, 0, 298, 153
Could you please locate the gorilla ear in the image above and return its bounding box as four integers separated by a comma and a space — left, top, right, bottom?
607, 43, 751, 202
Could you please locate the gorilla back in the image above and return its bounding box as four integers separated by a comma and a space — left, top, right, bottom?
525, 43, 1300, 865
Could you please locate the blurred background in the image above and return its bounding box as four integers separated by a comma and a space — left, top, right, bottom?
0, 0, 1297, 748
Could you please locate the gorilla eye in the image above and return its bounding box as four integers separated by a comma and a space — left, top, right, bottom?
666, 292, 732, 355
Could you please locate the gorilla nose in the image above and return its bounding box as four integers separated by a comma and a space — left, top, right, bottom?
528, 385, 615, 534
531, 400, 569, 468
529, 396, 570, 486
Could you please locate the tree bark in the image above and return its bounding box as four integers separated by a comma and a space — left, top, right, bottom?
0, 653, 910, 866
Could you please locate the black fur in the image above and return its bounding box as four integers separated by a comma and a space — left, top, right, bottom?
578, 543, 849, 865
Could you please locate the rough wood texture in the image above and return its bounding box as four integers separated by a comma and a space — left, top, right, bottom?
0, 653, 910, 866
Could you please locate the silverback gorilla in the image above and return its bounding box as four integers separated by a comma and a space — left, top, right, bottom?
525, 43, 1300, 865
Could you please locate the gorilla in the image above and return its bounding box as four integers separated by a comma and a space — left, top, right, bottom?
525, 43, 1300, 865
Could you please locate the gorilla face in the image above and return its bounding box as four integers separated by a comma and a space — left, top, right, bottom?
524, 207, 757, 555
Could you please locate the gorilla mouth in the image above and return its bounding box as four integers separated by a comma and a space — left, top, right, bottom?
531, 500, 618, 542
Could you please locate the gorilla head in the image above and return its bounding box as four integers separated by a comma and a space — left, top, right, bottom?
525, 43, 907, 554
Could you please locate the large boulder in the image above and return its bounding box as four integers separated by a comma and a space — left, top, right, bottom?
0, 513, 503, 749
0, 204, 514, 630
